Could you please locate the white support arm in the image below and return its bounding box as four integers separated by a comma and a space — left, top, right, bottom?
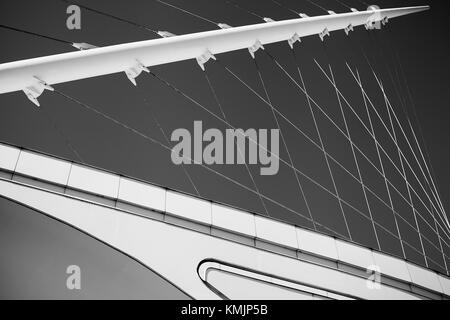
0, 6, 429, 96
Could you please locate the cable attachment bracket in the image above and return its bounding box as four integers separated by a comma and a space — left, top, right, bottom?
344, 24, 354, 36
248, 40, 264, 59
22, 76, 54, 107
263, 17, 275, 23
319, 28, 330, 41
157, 31, 177, 38
71, 43, 97, 51
196, 50, 216, 71
288, 33, 301, 49
125, 60, 150, 86
217, 23, 232, 29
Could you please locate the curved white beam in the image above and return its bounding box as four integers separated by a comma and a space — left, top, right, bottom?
0, 6, 429, 96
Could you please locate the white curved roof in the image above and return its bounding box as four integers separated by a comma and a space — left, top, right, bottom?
0, 142, 448, 299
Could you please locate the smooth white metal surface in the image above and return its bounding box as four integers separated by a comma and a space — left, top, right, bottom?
68, 164, 120, 198
0, 179, 422, 300
0, 6, 429, 95
0, 144, 20, 172
0, 142, 448, 298
407, 263, 443, 293
438, 276, 450, 296
373, 251, 412, 283
15, 151, 71, 186
255, 215, 298, 249
297, 228, 339, 260
212, 203, 256, 237
166, 191, 212, 225
336, 240, 375, 269
118, 177, 166, 212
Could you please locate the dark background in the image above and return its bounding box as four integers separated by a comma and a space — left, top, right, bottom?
0, 0, 449, 274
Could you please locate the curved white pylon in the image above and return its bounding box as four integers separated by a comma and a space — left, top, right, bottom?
0, 6, 429, 98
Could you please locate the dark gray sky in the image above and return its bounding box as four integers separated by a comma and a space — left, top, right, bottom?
0, 0, 449, 275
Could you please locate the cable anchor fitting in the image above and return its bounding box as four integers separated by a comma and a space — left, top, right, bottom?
196, 50, 216, 71
125, 60, 150, 86
319, 28, 330, 41
344, 24, 354, 36
22, 76, 54, 107
248, 40, 264, 59
288, 33, 301, 49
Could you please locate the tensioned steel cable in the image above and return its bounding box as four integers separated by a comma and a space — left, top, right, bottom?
342, 39, 406, 256
153, 0, 219, 27
48, 0, 355, 232
256, 48, 450, 246
52, 0, 428, 242
37, 48, 447, 270
2, 0, 446, 272
349, 37, 446, 224
52, 89, 354, 237
33, 0, 448, 270
223, 0, 266, 21
38, 104, 85, 164
252, 54, 317, 230
303, 0, 329, 13
52, 87, 450, 267
202, 70, 271, 217
331, 0, 352, 10
316, 34, 385, 252
0, 25, 85, 162
57, 0, 160, 37
358, 43, 448, 231
346, 65, 450, 241
314, 61, 450, 263
212, 57, 433, 242
268, 0, 301, 16
355, 66, 406, 256
319, 37, 406, 255
316, 52, 381, 249
368, 60, 449, 270
135, 83, 201, 197
0, 24, 74, 47
212, 59, 448, 255
355, 0, 369, 7
285, 38, 450, 238
371, 69, 447, 223
317, 55, 450, 240
384, 25, 447, 219
146, 68, 364, 234
380, 74, 430, 266
341, 66, 450, 259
